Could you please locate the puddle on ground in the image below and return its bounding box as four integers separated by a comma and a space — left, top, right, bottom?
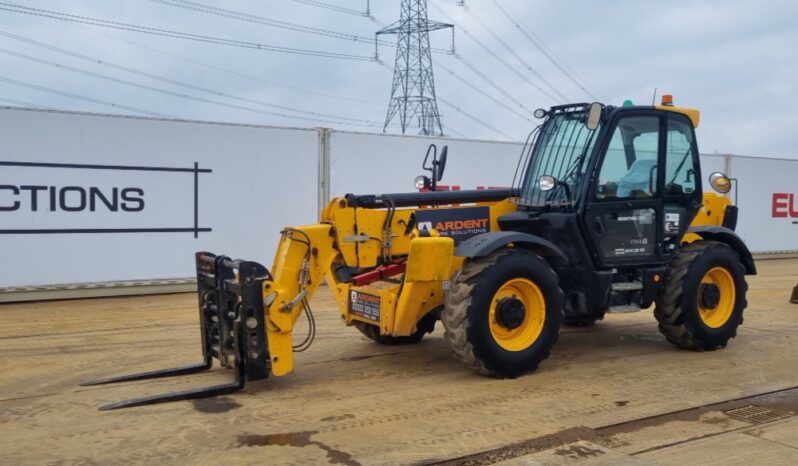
237, 431, 361, 466
192, 396, 241, 414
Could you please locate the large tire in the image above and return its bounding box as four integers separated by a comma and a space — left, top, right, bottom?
655, 241, 748, 350
442, 249, 563, 378
354, 309, 438, 345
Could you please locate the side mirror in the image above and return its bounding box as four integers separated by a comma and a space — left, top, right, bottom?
435, 146, 448, 182
539, 175, 557, 192
586, 102, 602, 130
419, 144, 448, 191
709, 172, 732, 194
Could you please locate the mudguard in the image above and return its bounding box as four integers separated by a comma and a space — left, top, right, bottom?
688, 226, 757, 275
454, 231, 568, 261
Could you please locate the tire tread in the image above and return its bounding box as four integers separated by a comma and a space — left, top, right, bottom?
654, 241, 748, 350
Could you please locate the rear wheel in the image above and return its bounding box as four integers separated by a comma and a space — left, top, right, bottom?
655, 241, 748, 350
354, 310, 438, 345
442, 249, 563, 378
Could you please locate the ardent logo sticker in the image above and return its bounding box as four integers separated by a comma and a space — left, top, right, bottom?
415, 206, 490, 244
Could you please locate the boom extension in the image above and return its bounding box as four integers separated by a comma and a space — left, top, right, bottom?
82, 252, 272, 410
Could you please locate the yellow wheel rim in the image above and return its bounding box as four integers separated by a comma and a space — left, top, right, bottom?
489, 278, 546, 352
698, 267, 736, 328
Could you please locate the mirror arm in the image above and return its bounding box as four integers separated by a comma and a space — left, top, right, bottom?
423, 144, 436, 170
558, 181, 572, 200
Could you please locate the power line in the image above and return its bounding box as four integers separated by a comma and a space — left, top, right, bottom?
443, 125, 468, 138
444, 112, 490, 139
430, 6, 549, 115
0, 31, 380, 125
0, 2, 375, 61
0, 75, 173, 118
146, 0, 452, 54
428, 1, 560, 102
0, 46, 386, 128
490, 0, 604, 100
454, 54, 539, 118
438, 96, 516, 141
458, 3, 570, 102
291, 0, 371, 17
149, 0, 374, 45
435, 58, 532, 122
0, 2, 493, 137
0, 96, 54, 109
74, 24, 384, 107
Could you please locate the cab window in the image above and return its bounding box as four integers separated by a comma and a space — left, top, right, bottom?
596, 116, 660, 199
664, 119, 697, 195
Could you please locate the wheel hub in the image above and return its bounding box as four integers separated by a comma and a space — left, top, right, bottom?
699, 283, 721, 309
496, 297, 526, 330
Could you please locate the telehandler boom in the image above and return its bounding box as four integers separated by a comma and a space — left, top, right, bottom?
86, 98, 756, 410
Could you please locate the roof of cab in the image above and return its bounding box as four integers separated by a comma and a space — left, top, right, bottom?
654, 105, 701, 128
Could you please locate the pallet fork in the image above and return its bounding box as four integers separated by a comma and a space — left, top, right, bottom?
81, 252, 272, 410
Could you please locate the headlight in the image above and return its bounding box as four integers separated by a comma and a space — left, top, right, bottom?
414, 175, 430, 190
538, 175, 556, 192
534, 108, 547, 119
709, 172, 732, 194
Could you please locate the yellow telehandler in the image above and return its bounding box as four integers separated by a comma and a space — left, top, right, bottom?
85, 98, 756, 410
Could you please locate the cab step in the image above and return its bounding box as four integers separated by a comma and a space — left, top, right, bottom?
608, 304, 643, 314
611, 281, 643, 292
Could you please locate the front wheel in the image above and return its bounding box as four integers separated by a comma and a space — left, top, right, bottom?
655, 241, 748, 350
442, 249, 563, 378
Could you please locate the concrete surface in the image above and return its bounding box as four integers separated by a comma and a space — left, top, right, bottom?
0, 259, 796, 465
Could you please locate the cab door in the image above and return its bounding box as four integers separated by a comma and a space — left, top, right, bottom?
660, 114, 703, 255
583, 112, 665, 267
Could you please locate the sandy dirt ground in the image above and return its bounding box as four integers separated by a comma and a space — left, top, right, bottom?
0, 259, 796, 465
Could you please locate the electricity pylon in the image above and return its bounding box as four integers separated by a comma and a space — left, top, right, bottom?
377, 0, 453, 136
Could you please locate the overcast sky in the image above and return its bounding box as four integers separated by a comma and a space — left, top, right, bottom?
1, 1, 796, 158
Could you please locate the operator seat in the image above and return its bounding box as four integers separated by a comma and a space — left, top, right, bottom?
617, 159, 657, 198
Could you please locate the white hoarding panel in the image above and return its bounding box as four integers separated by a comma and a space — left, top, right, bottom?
0, 109, 318, 287
699, 154, 726, 180
731, 156, 798, 253
329, 131, 524, 196
2, 108, 795, 290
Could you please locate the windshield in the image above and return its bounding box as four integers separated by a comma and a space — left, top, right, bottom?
518, 105, 601, 208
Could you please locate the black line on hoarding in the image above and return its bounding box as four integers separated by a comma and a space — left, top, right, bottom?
193, 161, 199, 239
0, 160, 212, 173
0, 228, 212, 234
